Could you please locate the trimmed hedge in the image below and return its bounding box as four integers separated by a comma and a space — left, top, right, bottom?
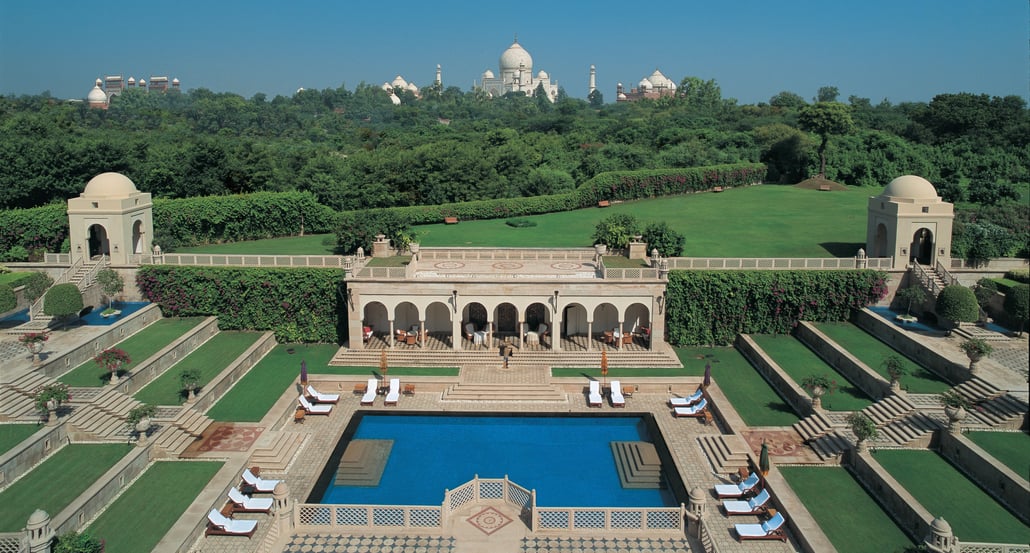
0, 204, 67, 260
935, 284, 979, 324
0, 284, 15, 313
572, 164, 766, 206
1005, 269, 1030, 284
664, 270, 889, 346
136, 266, 345, 343
43, 283, 83, 318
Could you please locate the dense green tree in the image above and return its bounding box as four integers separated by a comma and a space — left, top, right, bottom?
935, 284, 979, 327
1003, 283, 1029, 335
677, 77, 723, 112
816, 86, 840, 103
769, 91, 806, 109
798, 102, 855, 177
587, 89, 604, 108
43, 283, 83, 318
591, 214, 640, 250
641, 222, 685, 257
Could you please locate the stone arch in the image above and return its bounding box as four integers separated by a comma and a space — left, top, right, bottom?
132, 219, 145, 254
524, 302, 549, 329
363, 302, 389, 338
911, 227, 934, 265
425, 302, 452, 334
562, 303, 589, 337
873, 223, 888, 258
461, 303, 487, 329
593, 303, 619, 333
87, 224, 110, 258
394, 301, 420, 333
494, 303, 518, 335
623, 302, 651, 333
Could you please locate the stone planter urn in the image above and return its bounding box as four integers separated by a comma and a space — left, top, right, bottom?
46, 398, 59, 426
185, 387, 196, 404
889, 376, 901, 393
594, 244, 607, 256
965, 352, 983, 374
810, 385, 825, 410
27, 341, 44, 365
135, 418, 152, 446
109, 370, 119, 386
944, 406, 966, 434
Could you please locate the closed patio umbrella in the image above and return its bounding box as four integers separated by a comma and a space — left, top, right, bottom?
379, 350, 388, 390
601, 350, 609, 393
703, 362, 712, 389
759, 440, 770, 477
300, 360, 308, 387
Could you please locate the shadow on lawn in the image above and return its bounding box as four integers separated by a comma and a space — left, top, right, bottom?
819, 242, 866, 257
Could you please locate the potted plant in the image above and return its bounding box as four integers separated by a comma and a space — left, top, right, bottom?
126, 404, 157, 446
939, 390, 972, 433
94, 348, 131, 386
881, 355, 908, 391
846, 412, 879, 453
894, 285, 926, 322
799, 374, 838, 410
34, 382, 70, 425
179, 368, 202, 403
97, 268, 124, 316
959, 338, 993, 373
53, 530, 104, 553
19, 331, 49, 365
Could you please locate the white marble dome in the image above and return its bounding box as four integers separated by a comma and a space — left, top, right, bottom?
882, 175, 938, 200
500, 40, 532, 71
87, 84, 107, 104
83, 172, 139, 197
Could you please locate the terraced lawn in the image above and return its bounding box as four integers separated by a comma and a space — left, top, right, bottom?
314, 365, 460, 376
0, 443, 133, 531
964, 431, 1030, 477
86, 460, 223, 553
814, 322, 951, 393
780, 466, 913, 553
873, 449, 1030, 543
207, 343, 339, 421
0, 423, 40, 456
134, 331, 263, 406
675, 346, 799, 426
749, 334, 872, 411
60, 317, 204, 386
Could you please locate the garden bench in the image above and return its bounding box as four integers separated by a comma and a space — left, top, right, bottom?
444, 216, 459, 224
713, 186, 724, 192
818, 184, 831, 191
597, 200, 610, 207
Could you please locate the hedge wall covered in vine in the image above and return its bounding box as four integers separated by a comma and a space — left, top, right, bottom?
573, 163, 766, 206
136, 266, 345, 343
664, 270, 888, 346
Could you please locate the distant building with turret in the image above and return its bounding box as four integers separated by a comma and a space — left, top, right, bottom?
616, 69, 677, 102
85, 74, 181, 109
475, 38, 559, 102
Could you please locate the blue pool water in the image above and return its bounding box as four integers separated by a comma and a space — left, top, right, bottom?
79, 302, 150, 326
319, 414, 678, 507
868, 306, 938, 333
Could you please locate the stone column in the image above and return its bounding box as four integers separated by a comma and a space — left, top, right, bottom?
924, 516, 958, 553
586, 321, 593, 351
687, 487, 706, 539
25, 510, 53, 553
273, 482, 293, 535
371, 234, 391, 258
388, 320, 396, 348
552, 309, 562, 352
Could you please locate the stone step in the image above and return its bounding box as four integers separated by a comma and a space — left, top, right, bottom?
792, 412, 833, 443
952, 378, 1004, 403
610, 441, 663, 489
808, 432, 849, 463
442, 383, 567, 402
173, 408, 211, 437
0, 388, 37, 419
862, 395, 916, 426
250, 433, 306, 473
967, 394, 1028, 428
7, 372, 52, 394
334, 440, 393, 487
879, 413, 941, 446
696, 435, 749, 476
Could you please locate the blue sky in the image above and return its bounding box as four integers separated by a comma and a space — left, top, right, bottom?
1, 0, 1026, 104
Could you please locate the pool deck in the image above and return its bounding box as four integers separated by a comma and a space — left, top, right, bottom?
3, 320, 1027, 553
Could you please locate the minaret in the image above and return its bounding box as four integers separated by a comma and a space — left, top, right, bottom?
589, 64, 596, 94
435, 64, 442, 86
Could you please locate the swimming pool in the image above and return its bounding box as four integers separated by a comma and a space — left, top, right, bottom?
868, 306, 939, 333
315, 413, 682, 508
78, 301, 150, 326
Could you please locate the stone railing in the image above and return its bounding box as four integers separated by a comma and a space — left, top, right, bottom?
0, 534, 25, 553
667, 256, 893, 270
961, 544, 1030, 553
949, 257, 1030, 272
40, 303, 164, 378
603, 267, 661, 280
130, 253, 347, 268
29, 257, 84, 320
534, 505, 684, 533
0, 425, 67, 493
420, 248, 596, 262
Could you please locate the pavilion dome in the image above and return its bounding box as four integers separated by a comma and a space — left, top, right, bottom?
87, 84, 107, 104
500, 40, 532, 72
639, 79, 653, 90
391, 75, 408, 88
82, 172, 139, 197
537, 70, 548, 79
648, 69, 675, 89
482, 69, 495, 79
930, 517, 952, 534
882, 175, 938, 200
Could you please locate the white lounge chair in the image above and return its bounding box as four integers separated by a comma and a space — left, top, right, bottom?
715, 472, 760, 498
298, 394, 332, 415
241, 468, 281, 493
385, 378, 400, 406
206, 508, 257, 537
588, 380, 603, 407
723, 488, 771, 515
610, 380, 625, 407
360, 378, 377, 406
673, 398, 708, 418
228, 487, 273, 513
669, 388, 704, 407
307, 385, 340, 403
735, 512, 787, 542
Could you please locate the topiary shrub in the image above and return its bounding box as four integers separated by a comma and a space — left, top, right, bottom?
641, 221, 685, 257
591, 214, 640, 250
934, 284, 979, 328
1005, 269, 1030, 284
24, 271, 54, 302
0, 283, 15, 313
1004, 283, 1029, 336
43, 283, 83, 318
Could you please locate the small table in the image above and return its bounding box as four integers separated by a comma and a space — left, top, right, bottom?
403, 384, 416, 395
293, 407, 305, 424
353, 382, 368, 394
622, 385, 635, 397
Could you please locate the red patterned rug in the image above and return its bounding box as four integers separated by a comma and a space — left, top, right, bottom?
184, 423, 264, 456
739, 428, 823, 464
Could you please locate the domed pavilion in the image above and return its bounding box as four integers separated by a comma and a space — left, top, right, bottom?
866, 175, 954, 270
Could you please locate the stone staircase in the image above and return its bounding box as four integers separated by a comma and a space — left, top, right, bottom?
876, 412, 942, 447
792, 411, 835, 443
860, 394, 917, 427
18, 257, 107, 331
441, 382, 567, 402
331, 346, 682, 370
807, 432, 850, 462
610, 441, 664, 489
0, 371, 52, 422
951, 377, 1006, 403
249, 432, 308, 474
696, 434, 750, 476
333, 439, 394, 486
154, 407, 214, 457
66, 388, 143, 441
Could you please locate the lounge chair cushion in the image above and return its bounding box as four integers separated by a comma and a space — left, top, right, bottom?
715, 472, 759, 498
735, 512, 786, 541
673, 398, 707, 417
360, 378, 378, 405
669, 389, 704, 406
588, 380, 602, 407
228, 487, 273, 512
299, 395, 332, 414
610, 380, 625, 407
207, 508, 258, 536
723, 489, 770, 515
385, 378, 400, 405
241, 468, 281, 492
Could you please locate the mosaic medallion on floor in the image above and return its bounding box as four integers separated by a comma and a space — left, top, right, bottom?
466, 506, 513, 535
740, 428, 821, 464
191, 423, 264, 453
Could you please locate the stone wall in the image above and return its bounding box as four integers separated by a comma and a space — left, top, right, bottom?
735, 334, 813, 417
40, 303, 164, 379
795, 321, 891, 400
848, 450, 932, 542
937, 431, 1029, 524
52, 445, 151, 536
189, 332, 277, 413
115, 317, 219, 396
852, 308, 965, 384
0, 424, 67, 490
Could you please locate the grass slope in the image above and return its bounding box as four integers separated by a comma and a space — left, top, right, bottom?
749, 334, 872, 411
172, 186, 871, 257
964, 431, 1030, 477
134, 331, 262, 406
873, 449, 1030, 543
0, 443, 133, 531
60, 318, 203, 386
0, 424, 40, 457
780, 466, 913, 553
86, 461, 223, 553
206, 343, 338, 421
814, 322, 951, 393
675, 346, 799, 426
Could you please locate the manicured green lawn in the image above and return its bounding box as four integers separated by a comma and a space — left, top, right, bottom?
60, 318, 204, 386
314, 366, 459, 376
749, 334, 872, 411
552, 366, 692, 378
814, 322, 951, 393
0, 424, 41, 456
86, 460, 223, 553
176, 233, 336, 255
206, 343, 339, 421
780, 466, 913, 553
873, 449, 1030, 543
0, 443, 133, 531
675, 346, 799, 426
169, 186, 871, 257
0, 272, 33, 286
964, 431, 1030, 477
134, 331, 262, 406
